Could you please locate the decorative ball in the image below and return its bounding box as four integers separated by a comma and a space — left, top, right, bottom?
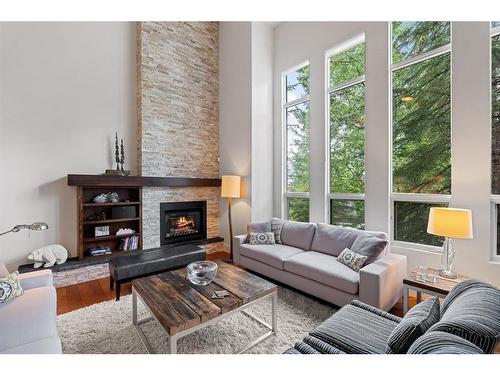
186, 261, 218, 286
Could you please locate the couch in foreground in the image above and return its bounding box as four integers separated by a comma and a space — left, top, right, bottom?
0, 262, 61, 354
234, 221, 407, 310
285, 280, 500, 354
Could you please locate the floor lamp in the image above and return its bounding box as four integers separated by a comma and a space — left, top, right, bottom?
221, 175, 241, 263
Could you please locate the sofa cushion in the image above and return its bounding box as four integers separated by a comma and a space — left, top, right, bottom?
386, 296, 441, 354
310, 224, 388, 258
0, 262, 8, 277
284, 251, 359, 294
280, 220, 316, 250
407, 331, 484, 354
271, 218, 285, 244
350, 232, 388, 265
309, 304, 399, 354
310, 223, 359, 256
246, 221, 271, 236
247, 232, 276, 245
337, 248, 368, 272
428, 279, 500, 353
239, 244, 305, 270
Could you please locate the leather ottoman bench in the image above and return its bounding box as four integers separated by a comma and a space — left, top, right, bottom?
109, 244, 206, 300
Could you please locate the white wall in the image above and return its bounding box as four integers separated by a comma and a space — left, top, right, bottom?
219, 22, 253, 244
273, 22, 500, 286
219, 22, 275, 246
0, 22, 137, 271
251, 23, 274, 222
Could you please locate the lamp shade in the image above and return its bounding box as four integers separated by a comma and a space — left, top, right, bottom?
221, 175, 241, 198
427, 207, 473, 239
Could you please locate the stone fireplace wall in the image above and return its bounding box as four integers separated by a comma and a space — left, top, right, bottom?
136, 22, 220, 249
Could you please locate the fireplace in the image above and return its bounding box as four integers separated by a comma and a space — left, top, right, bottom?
160, 201, 207, 245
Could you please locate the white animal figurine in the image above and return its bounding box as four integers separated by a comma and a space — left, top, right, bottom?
28, 244, 68, 268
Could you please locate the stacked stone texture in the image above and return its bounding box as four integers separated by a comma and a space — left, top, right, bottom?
137, 22, 220, 249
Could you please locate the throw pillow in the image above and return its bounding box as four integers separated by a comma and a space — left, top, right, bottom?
270, 217, 284, 244
386, 296, 441, 354
246, 221, 271, 243
350, 232, 388, 265
247, 232, 276, 245
0, 271, 24, 304
336, 248, 368, 272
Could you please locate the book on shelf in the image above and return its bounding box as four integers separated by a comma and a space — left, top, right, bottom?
88, 246, 112, 256
119, 235, 139, 251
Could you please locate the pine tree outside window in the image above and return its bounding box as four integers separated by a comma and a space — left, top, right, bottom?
283, 64, 310, 222
327, 36, 366, 229
391, 22, 451, 247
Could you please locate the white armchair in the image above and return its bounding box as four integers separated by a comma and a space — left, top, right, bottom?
0, 263, 62, 354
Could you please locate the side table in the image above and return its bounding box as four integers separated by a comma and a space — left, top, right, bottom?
403, 267, 469, 314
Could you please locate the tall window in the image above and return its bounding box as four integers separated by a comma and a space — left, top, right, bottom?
491, 22, 500, 256
327, 38, 366, 229
391, 22, 451, 247
283, 64, 310, 222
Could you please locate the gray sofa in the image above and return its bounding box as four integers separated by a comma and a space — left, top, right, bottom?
285, 280, 500, 354
234, 220, 407, 310
0, 262, 62, 354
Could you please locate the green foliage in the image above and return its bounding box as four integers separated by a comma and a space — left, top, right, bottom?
330, 200, 365, 229
329, 83, 365, 193
329, 43, 365, 86
392, 22, 450, 63
394, 202, 445, 246
288, 198, 309, 222
392, 52, 451, 194
287, 102, 310, 192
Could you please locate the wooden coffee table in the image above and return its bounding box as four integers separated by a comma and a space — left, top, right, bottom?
403, 267, 468, 314
131, 260, 278, 354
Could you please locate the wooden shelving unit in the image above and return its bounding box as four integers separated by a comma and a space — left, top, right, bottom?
77, 186, 142, 259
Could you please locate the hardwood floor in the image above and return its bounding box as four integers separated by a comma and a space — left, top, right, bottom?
56, 251, 416, 316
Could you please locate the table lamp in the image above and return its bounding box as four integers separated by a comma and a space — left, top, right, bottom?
427, 207, 473, 279
221, 175, 241, 263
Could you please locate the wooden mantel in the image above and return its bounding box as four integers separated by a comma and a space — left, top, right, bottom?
67, 174, 221, 187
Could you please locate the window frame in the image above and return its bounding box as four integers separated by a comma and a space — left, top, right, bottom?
389, 23, 452, 251
490, 23, 500, 261
282, 61, 310, 220
325, 34, 367, 227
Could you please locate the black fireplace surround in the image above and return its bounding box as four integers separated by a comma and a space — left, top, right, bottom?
160, 201, 207, 245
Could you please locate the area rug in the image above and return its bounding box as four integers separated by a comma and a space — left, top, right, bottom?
57, 286, 336, 354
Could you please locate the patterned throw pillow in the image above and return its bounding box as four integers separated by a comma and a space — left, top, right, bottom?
0, 271, 24, 304
386, 296, 441, 354
337, 248, 367, 272
248, 232, 276, 245
270, 218, 284, 244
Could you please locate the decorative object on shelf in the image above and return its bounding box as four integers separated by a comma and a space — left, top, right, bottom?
95, 225, 110, 237
111, 205, 136, 219
86, 212, 106, 221
88, 246, 112, 256
116, 228, 135, 236
211, 290, 230, 299
186, 261, 218, 286
104, 133, 131, 176
221, 175, 241, 263
120, 138, 125, 171
27, 244, 68, 268
427, 207, 473, 279
92, 192, 119, 203
0, 222, 49, 237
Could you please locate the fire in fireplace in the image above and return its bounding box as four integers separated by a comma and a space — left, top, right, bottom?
160, 201, 207, 245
